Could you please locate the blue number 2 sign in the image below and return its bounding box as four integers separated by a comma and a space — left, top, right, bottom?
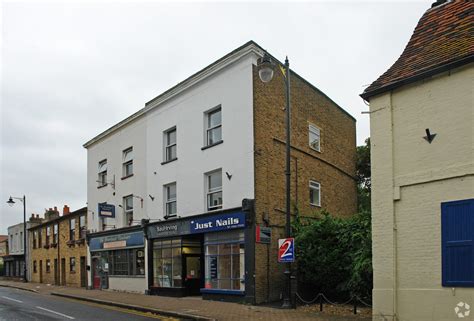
278, 238, 295, 262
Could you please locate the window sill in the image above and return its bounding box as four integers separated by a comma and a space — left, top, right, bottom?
310, 203, 321, 208
200, 288, 245, 295
309, 146, 322, 153
164, 214, 177, 220
161, 158, 178, 165
70, 271, 76, 274
201, 140, 223, 151
121, 174, 134, 180
97, 184, 108, 189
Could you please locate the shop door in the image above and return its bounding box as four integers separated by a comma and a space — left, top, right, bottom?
61, 258, 66, 285
184, 255, 202, 295
54, 259, 59, 285
92, 258, 101, 289
39, 260, 43, 283
80, 257, 87, 287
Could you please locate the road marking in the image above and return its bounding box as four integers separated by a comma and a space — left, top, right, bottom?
1, 296, 23, 303
36, 306, 75, 319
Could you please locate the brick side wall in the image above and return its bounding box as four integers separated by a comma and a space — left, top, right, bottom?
29, 210, 87, 287
252, 65, 357, 303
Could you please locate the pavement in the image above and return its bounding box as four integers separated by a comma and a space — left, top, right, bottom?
0, 280, 371, 321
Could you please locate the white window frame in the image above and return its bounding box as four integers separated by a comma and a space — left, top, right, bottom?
163, 127, 177, 162
206, 169, 223, 211
122, 147, 133, 177
309, 180, 321, 207
164, 182, 177, 218
309, 123, 321, 152
98, 159, 107, 187
205, 107, 222, 147
123, 195, 134, 226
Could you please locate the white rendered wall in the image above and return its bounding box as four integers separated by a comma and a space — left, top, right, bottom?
370, 64, 474, 321
145, 54, 256, 219
86, 117, 147, 231
86, 53, 256, 229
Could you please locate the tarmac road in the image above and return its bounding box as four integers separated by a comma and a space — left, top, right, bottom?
0, 287, 185, 321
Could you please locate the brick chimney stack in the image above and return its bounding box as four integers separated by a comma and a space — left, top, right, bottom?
63, 205, 70, 215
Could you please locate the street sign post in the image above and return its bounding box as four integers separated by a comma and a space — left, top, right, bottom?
278, 238, 295, 262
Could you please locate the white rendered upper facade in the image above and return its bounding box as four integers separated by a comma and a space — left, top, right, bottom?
84, 42, 261, 232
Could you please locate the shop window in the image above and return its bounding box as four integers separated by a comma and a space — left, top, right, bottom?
204, 230, 245, 291
105, 249, 144, 276
70, 257, 76, 272
123, 195, 134, 226
205, 107, 222, 147
309, 180, 321, 207
153, 238, 183, 288
122, 147, 133, 178
206, 169, 223, 211
69, 218, 76, 241
98, 159, 107, 187
164, 127, 177, 162
164, 182, 177, 218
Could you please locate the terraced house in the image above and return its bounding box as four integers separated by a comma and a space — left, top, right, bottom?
84, 40, 357, 303
29, 206, 88, 287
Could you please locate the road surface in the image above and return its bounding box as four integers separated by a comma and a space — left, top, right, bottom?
0, 287, 185, 321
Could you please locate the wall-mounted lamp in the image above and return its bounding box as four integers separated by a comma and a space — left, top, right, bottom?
148, 194, 155, 201
226, 172, 233, 180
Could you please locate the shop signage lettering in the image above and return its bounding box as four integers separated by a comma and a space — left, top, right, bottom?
190, 212, 245, 234
147, 211, 246, 239
89, 231, 144, 251
147, 220, 190, 239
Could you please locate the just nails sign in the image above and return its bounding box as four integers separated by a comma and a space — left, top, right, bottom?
190, 212, 245, 234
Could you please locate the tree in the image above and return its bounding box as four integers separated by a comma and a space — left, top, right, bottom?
356, 138, 371, 212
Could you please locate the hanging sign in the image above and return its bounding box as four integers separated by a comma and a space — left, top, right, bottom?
278, 238, 295, 262
98, 203, 115, 218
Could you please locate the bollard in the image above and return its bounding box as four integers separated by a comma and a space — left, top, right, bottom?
319, 295, 323, 312
353, 300, 357, 315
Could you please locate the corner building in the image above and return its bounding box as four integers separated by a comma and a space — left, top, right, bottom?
84, 41, 356, 303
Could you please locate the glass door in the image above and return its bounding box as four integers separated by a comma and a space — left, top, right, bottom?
184, 255, 202, 295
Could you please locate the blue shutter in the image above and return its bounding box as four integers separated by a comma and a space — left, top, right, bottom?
441, 199, 474, 287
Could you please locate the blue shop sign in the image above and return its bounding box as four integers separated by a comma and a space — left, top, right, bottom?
89, 231, 144, 251
190, 211, 245, 234
98, 203, 115, 218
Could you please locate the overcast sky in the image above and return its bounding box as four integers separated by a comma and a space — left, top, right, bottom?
0, 0, 431, 234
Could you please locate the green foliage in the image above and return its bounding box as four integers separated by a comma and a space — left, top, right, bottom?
356, 138, 371, 212
294, 210, 372, 300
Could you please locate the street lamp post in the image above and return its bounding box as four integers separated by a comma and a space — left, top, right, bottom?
258, 52, 293, 309
7, 195, 27, 283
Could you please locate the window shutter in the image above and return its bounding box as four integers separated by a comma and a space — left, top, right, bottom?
442, 199, 474, 287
